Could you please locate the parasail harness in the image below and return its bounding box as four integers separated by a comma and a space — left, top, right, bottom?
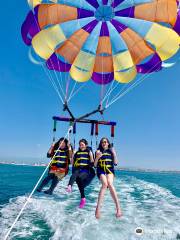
52, 101, 116, 149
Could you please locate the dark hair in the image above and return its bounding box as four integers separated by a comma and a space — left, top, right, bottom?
54, 138, 68, 150
98, 137, 111, 152
78, 139, 88, 152
79, 139, 88, 146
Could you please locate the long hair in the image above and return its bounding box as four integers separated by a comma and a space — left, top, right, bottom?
98, 137, 111, 153
54, 138, 68, 151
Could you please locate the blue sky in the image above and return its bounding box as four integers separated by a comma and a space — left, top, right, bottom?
0, 1, 180, 170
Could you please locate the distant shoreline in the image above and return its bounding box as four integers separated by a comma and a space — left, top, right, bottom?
0, 162, 180, 173
0, 162, 47, 167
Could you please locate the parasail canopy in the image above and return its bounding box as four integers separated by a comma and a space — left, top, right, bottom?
22, 0, 180, 86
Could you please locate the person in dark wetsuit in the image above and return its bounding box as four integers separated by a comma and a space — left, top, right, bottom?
94, 137, 122, 219
37, 138, 73, 195
66, 139, 95, 208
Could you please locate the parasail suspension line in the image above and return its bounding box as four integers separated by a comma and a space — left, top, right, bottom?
3, 126, 73, 240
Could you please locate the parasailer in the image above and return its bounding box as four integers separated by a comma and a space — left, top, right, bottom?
94, 137, 122, 218
67, 139, 95, 208
37, 138, 73, 194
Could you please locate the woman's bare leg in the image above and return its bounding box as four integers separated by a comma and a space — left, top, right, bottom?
107, 174, 122, 218
95, 174, 108, 219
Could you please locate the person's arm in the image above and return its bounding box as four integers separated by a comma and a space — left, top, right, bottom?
68, 143, 73, 164
47, 143, 55, 158
89, 151, 94, 163
111, 147, 118, 165
70, 153, 74, 166
94, 150, 102, 167
71, 151, 77, 166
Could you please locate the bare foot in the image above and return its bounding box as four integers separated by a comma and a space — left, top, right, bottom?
116, 209, 122, 218
95, 208, 101, 219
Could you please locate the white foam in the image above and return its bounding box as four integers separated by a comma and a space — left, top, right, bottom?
0, 176, 180, 240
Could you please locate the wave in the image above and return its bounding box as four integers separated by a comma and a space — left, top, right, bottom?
0, 176, 180, 240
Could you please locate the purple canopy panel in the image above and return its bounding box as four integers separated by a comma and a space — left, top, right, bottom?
111, 0, 124, 8
110, 19, 127, 33
21, 7, 40, 46
85, 0, 99, 9
115, 7, 135, 18
92, 72, 114, 84
136, 53, 162, 73
46, 53, 71, 72
100, 22, 110, 36
173, 10, 180, 35
102, 0, 108, 5
77, 8, 94, 18
82, 20, 99, 33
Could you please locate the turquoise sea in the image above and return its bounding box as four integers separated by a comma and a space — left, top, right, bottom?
0, 164, 180, 240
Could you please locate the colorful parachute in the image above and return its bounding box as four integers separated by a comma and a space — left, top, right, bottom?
22, 0, 180, 86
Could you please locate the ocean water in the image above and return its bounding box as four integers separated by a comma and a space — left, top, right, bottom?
0, 164, 180, 240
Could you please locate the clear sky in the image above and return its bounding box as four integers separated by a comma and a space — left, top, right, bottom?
0, 1, 180, 170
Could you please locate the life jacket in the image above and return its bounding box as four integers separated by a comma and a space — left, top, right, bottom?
97, 149, 114, 174
73, 149, 91, 170
50, 148, 69, 174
